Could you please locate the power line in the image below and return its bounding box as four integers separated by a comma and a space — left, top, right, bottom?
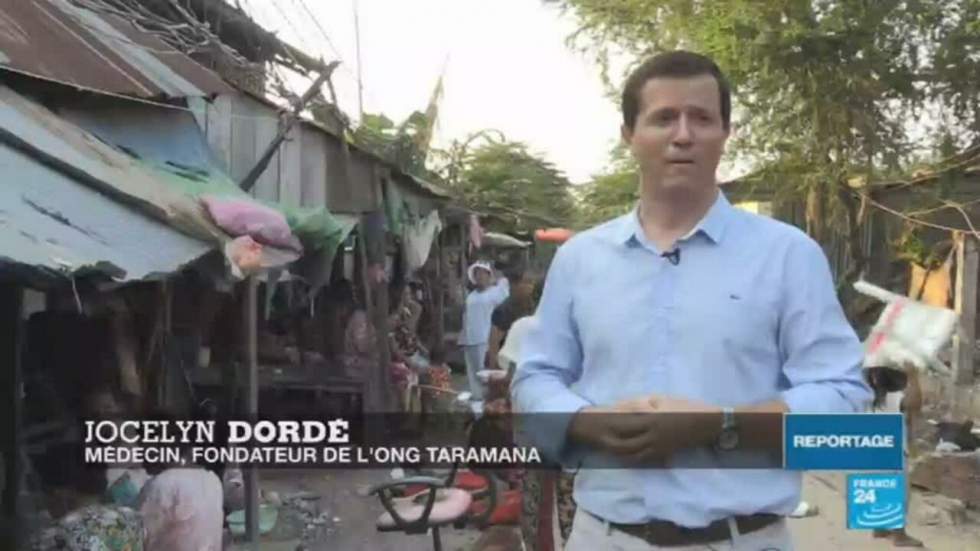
293, 0, 344, 62
266, 0, 315, 55
283, 0, 377, 115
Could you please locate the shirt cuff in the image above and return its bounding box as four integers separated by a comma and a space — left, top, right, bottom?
781, 383, 864, 414
514, 391, 592, 468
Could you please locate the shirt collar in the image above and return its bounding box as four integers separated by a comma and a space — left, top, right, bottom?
616, 189, 733, 246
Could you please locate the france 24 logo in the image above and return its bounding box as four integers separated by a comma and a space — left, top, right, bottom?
846, 473, 906, 530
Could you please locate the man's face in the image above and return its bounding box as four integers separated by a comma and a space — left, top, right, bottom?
474, 269, 492, 289
622, 75, 729, 193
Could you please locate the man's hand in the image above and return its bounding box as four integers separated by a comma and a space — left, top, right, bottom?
567, 395, 720, 464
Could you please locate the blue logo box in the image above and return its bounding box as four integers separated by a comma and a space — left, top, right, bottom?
847, 473, 906, 530
784, 414, 903, 470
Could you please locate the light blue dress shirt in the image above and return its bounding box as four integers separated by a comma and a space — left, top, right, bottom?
458, 278, 510, 346
511, 191, 873, 527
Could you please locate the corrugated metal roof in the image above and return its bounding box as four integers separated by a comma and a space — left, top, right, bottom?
0, 83, 230, 244
0, 142, 211, 283
0, 0, 233, 98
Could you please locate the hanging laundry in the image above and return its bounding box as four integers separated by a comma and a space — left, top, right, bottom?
402, 210, 443, 273
468, 214, 484, 252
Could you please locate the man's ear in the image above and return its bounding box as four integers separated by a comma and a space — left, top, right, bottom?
620, 124, 633, 145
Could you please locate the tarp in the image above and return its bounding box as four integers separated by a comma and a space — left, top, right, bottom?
57, 98, 357, 267
483, 232, 530, 249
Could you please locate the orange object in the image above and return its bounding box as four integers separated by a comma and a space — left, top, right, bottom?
467, 489, 521, 525
226, 235, 263, 277
452, 470, 490, 493
535, 228, 575, 243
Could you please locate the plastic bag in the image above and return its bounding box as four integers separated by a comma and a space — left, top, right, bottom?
854, 280, 958, 375
224, 235, 263, 279
202, 195, 303, 252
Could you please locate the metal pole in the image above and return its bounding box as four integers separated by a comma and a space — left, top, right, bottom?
243, 277, 260, 547
353, 0, 364, 117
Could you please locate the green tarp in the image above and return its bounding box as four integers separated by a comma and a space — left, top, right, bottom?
143, 160, 357, 258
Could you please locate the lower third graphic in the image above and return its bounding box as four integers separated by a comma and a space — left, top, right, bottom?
847, 473, 906, 530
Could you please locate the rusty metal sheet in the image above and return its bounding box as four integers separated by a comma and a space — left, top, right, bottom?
0, 0, 232, 98
0, 142, 211, 283
0, 83, 228, 244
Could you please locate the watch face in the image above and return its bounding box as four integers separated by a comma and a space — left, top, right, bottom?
718, 428, 739, 451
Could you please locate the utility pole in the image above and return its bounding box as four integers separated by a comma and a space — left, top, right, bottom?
353, 0, 364, 117
239, 61, 339, 192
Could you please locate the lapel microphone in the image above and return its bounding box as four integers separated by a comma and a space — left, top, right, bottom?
662, 248, 681, 265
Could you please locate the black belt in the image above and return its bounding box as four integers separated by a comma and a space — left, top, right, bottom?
589, 510, 782, 547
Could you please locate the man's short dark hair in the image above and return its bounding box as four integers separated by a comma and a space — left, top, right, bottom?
621, 50, 731, 131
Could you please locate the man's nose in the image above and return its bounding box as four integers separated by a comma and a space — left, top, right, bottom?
672, 115, 694, 145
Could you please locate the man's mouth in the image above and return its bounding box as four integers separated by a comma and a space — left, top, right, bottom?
668, 159, 695, 165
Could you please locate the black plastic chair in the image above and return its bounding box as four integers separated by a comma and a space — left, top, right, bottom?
368, 463, 498, 551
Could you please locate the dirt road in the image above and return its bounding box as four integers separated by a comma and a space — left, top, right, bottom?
230, 470, 979, 551
791, 473, 979, 551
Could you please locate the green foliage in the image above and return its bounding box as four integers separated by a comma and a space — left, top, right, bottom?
576, 168, 637, 227
352, 111, 432, 176
575, 145, 639, 227
452, 139, 578, 232
551, 0, 980, 231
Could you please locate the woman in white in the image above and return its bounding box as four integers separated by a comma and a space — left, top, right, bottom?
457, 261, 509, 402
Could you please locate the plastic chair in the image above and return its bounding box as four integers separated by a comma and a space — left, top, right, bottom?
368, 463, 498, 551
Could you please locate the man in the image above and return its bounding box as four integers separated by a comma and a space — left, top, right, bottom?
486, 271, 542, 372
511, 51, 873, 549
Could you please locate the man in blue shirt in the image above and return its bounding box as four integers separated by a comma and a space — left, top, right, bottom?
511, 51, 873, 549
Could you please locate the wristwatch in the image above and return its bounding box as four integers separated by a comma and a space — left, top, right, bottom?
716, 407, 739, 451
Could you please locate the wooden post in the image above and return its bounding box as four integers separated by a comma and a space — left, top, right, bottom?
953, 233, 978, 388
357, 231, 373, 314
435, 231, 445, 345
240, 64, 338, 192
0, 285, 23, 547
373, 256, 392, 411
242, 278, 260, 547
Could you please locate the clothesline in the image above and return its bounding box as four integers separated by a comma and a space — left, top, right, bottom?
858, 190, 980, 241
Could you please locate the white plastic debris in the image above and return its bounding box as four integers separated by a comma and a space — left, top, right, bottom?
854, 280, 958, 376
936, 440, 962, 453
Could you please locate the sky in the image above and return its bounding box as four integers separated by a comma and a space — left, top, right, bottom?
240, 0, 623, 184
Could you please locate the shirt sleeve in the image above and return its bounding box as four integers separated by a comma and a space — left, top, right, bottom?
510, 245, 592, 464
778, 236, 874, 413
487, 276, 510, 306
